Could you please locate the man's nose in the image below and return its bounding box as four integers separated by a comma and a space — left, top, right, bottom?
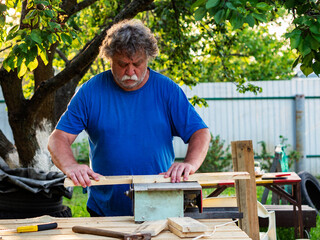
126, 64, 135, 76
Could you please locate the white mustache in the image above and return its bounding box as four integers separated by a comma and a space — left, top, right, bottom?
122, 75, 138, 81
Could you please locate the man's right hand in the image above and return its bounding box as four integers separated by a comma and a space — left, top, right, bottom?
64, 163, 101, 188
48, 129, 101, 188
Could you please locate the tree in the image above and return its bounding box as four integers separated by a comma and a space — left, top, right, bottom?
192, 0, 320, 77
0, 0, 154, 168
141, 0, 298, 94
0, 0, 317, 169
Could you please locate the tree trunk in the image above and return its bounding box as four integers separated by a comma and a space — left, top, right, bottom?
0, 130, 17, 168
0, 68, 38, 167
33, 45, 56, 131
54, 65, 92, 124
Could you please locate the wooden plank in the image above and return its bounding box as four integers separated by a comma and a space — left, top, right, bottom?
133, 182, 201, 191
203, 197, 237, 207
232, 140, 259, 240
133, 219, 168, 236
0, 227, 248, 238
1, 235, 130, 240
167, 217, 208, 232
0, 216, 133, 224
264, 205, 315, 211
0, 233, 252, 240
168, 224, 206, 238
64, 172, 250, 187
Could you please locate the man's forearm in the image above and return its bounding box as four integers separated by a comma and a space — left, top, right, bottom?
184, 128, 211, 173
164, 128, 211, 182
48, 131, 78, 174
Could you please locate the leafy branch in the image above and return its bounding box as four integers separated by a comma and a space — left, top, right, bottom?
192, 0, 320, 77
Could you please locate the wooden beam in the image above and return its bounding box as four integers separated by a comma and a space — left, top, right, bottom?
232, 140, 260, 240
167, 217, 208, 232
64, 172, 250, 187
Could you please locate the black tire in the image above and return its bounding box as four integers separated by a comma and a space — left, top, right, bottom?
0, 190, 63, 213
0, 205, 72, 219
49, 205, 72, 218
298, 171, 320, 214
0, 189, 72, 219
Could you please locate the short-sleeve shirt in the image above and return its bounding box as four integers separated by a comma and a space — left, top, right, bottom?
56, 68, 208, 216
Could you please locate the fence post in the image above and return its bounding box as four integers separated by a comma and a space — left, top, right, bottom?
295, 94, 306, 172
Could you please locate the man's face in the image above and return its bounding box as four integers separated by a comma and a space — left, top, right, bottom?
110, 51, 149, 91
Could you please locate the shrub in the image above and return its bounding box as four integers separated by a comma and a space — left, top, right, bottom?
198, 134, 232, 173
71, 139, 90, 163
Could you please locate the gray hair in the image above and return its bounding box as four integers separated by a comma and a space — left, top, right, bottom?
100, 19, 159, 60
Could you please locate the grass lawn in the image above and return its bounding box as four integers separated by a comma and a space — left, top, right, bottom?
63, 187, 90, 217
63, 186, 320, 239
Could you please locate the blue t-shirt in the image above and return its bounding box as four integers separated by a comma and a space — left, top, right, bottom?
57, 68, 207, 216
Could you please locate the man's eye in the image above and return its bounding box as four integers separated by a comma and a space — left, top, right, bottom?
134, 61, 143, 67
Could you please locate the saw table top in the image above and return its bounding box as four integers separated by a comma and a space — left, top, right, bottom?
0, 215, 251, 239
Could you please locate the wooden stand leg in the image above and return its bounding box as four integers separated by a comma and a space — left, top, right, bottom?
232, 140, 260, 240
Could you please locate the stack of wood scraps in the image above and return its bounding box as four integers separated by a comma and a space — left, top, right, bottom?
133, 217, 209, 238
168, 217, 209, 238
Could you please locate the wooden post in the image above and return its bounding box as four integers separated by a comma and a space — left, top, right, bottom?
232, 140, 260, 240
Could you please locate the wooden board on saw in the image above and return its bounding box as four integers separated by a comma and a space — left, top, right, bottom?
64, 172, 250, 187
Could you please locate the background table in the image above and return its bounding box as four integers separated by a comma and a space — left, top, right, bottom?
202, 172, 303, 238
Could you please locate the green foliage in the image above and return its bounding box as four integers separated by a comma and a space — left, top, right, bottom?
0, 3, 7, 45
202, 186, 235, 197
22, 74, 35, 99
2, 0, 80, 78
255, 140, 273, 171
55, 0, 118, 82
144, 0, 297, 96
145, 0, 204, 87
71, 139, 89, 163
192, 0, 276, 29
198, 134, 232, 172
197, 23, 297, 84
63, 187, 90, 217
310, 215, 320, 240
192, 0, 320, 77
189, 95, 208, 107
1, 0, 300, 99
275, 227, 295, 240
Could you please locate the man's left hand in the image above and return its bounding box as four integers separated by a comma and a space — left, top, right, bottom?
162, 162, 196, 183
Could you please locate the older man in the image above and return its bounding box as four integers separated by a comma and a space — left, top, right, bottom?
48, 19, 211, 217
